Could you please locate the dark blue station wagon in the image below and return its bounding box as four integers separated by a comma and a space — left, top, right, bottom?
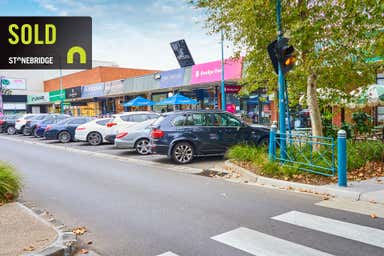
150, 110, 270, 164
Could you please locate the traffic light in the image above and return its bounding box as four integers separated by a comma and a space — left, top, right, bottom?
267, 38, 296, 75
276, 37, 296, 74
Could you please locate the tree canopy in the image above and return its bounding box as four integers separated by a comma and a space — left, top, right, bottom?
192, 0, 384, 103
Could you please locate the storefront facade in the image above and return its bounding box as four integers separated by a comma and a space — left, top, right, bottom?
42, 59, 281, 124
27, 93, 49, 113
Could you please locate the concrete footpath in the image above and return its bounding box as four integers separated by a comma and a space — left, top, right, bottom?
0, 202, 76, 256
224, 160, 384, 204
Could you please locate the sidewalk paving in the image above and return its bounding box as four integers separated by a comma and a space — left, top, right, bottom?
224, 160, 384, 204
0, 203, 57, 256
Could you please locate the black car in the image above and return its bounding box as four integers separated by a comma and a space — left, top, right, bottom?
0, 115, 19, 135
150, 110, 270, 164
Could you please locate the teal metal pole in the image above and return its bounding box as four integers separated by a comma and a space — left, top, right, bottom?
337, 130, 347, 187
220, 29, 226, 111
268, 122, 277, 160
276, 0, 286, 160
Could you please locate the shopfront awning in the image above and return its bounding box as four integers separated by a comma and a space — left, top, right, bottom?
123, 96, 155, 107
156, 93, 198, 105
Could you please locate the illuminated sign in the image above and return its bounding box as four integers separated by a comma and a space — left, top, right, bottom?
0, 17, 92, 69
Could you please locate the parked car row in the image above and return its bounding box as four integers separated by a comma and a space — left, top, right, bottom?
1, 110, 270, 164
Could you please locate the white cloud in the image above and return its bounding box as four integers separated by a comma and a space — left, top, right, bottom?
34, 0, 235, 70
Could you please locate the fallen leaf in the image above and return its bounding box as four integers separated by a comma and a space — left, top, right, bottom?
87, 241, 93, 245
72, 226, 87, 235
322, 196, 330, 200
358, 172, 364, 177
23, 245, 35, 251
79, 248, 89, 254
369, 200, 377, 204
370, 213, 377, 219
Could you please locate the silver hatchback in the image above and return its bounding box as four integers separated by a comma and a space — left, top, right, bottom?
114, 119, 155, 155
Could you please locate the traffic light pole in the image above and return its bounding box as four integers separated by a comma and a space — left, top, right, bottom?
276, 0, 287, 160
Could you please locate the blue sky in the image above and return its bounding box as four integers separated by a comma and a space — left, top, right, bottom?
0, 0, 235, 70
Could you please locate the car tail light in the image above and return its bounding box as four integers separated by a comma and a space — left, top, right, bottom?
116, 132, 128, 139
106, 122, 117, 128
76, 127, 86, 131
0, 120, 4, 125
151, 128, 164, 139
45, 125, 52, 132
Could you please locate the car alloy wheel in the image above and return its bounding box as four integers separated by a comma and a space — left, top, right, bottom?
7, 126, 16, 135
58, 131, 71, 143
135, 139, 150, 155
172, 142, 194, 164
87, 132, 102, 146
22, 127, 30, 136
33, 128, 38, 137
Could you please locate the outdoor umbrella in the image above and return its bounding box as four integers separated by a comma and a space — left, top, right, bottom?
123, 96, 154, 107
156, 93, 198, 105
348, 84, 384, 108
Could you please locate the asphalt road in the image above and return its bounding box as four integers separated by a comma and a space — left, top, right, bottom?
1, 135, 383, 256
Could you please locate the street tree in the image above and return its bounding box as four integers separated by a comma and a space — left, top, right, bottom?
191, 0, 384, 136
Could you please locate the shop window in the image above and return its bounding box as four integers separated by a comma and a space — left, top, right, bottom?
378, 106, 384, 123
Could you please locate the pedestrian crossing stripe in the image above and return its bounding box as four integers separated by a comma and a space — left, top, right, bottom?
272, 210, 384, 249
211, 227, 334, 256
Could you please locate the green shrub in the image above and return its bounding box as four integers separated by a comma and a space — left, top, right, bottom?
226, 144, 266, 164
0, 162, 22, 202
261, 161, 281, 176
347, 140, 384, 171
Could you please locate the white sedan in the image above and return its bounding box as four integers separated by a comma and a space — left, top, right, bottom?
75, 118, 111, 145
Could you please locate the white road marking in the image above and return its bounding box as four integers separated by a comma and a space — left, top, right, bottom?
156, 252, 180, 256
272, 211, 384, 248
316, 198, 384, 218
211, 227, 334, 256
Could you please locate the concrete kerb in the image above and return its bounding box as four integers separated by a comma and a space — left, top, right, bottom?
224, 160, 361, 201
17, 202, 77, 256
0, 135, 202, 175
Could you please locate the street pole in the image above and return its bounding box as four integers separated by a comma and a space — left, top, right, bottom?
221, 29, 226, 111
276, 0, 286, 160
58, 56, 65, 115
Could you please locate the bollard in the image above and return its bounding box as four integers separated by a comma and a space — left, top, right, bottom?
337, 129, 347, 187
269, 122, 277, 161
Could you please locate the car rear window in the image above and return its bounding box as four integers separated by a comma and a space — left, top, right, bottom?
152, 116, 165, 127
96, 119, 110, 126
172, 115, 187, 126
121, 114, 149, 122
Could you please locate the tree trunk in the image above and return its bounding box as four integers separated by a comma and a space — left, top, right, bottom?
307, 73, 323, 137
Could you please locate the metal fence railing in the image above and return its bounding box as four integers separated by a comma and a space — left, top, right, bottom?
270, 132, 336, 177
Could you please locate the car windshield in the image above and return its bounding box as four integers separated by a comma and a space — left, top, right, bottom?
56, 119, 70, 125
25, 115, 36, 120
32, 115, 47, 121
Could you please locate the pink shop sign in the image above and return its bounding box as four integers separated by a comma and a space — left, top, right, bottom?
190, 58, 242, 84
